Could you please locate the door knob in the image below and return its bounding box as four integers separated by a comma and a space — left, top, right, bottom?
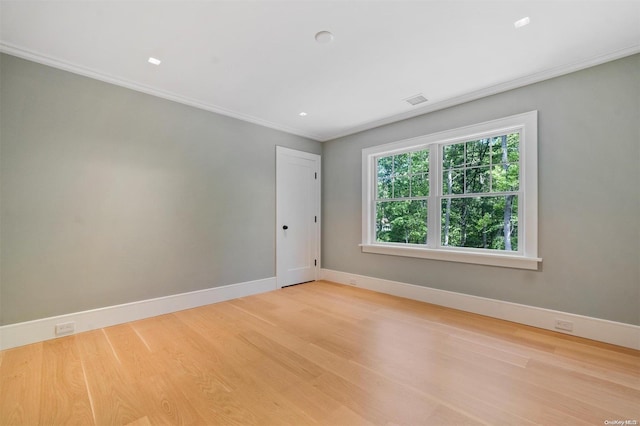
282, 225, 289, 230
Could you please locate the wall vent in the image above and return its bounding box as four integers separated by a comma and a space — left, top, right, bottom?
405, 94, 428, 106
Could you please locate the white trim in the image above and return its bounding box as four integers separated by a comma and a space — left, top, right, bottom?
360, 244, 541, 270
320, 269, 640, 350
325, 45, 640, 141
362, 111, 539, 268
0, 43, 324, 142
0, 277, 276, 351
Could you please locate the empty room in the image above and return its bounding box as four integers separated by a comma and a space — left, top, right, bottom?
1, 1, 639, 425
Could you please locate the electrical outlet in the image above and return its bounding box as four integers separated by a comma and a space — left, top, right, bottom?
554, 319, 574, 332
348, 279, 357, 286
55, 322, 75, 336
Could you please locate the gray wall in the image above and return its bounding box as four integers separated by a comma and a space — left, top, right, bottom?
322, 54, 640, 326
2, 53, 638, 328
0, 54, 321, 325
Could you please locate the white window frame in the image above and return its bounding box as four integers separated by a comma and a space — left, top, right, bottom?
361, 111, 541, 270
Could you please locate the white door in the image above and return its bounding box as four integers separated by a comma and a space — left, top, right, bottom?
276, 146, 320, 288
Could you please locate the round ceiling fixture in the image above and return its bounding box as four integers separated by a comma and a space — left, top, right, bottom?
315, 31, 334, 44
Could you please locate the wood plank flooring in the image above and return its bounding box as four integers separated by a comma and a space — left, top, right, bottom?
1, 280, 639, 425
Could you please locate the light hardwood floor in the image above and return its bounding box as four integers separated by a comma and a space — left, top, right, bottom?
1, 280, 639, 425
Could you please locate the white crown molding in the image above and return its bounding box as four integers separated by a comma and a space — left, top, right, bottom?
0, 42, 324, 142
0, 277, 276, 351
321, 44, 640, 141
1, 42, 638, 143
320, 269, 640, 350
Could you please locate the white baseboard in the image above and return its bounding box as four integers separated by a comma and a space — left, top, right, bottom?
0, 277, 277, 350
4, 272, 637, 351
320, 269, 640, 350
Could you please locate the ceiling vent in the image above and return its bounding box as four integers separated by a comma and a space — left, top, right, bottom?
405, 94, 428, 106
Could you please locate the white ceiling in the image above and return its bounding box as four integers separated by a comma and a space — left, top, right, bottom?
1, 1, 639, 141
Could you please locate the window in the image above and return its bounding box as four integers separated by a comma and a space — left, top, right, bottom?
361, 111, 540, 269
376, 149, 430, 244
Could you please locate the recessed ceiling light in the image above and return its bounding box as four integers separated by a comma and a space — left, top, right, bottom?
315, 31, 334, 44
514, 17, 530, 29
148, 57, 162, 65
299, 112, 308, 117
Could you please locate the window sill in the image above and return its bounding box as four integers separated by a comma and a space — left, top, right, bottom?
360, 244, 542, 270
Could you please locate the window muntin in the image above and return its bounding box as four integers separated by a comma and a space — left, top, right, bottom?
361, 111, 539, 269
442, 134, 520, 195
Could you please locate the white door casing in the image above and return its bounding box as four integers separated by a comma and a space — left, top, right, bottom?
276, 146, 320, 288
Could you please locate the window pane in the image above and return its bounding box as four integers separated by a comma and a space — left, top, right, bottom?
441, 196, 518, 251
465, 166, 491, 193
443, 143, 464, 169
491, 163, 519, 192
394, 175, 410, 198
491, 133, 520, 165
377, 156, 393, 176
377, 156, 393, 199
506, 133, 520, 163
377, 176, 392, 199
442, 169, 464, 195
411, 173, 429, 196
411, 149, 429, 173
394, 153, 410, 175
466, 139, 491, 166
490, 136, 503, 165
376, 200, 428, 244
